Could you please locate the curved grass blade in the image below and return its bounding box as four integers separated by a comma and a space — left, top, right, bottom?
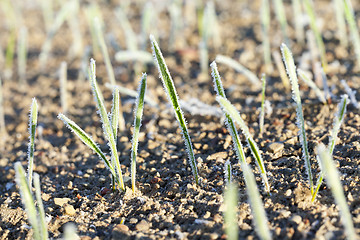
34, 173, 48, 240
110, 87, 120, 190
259, 74, 266, 133
89, 59, 124, 191
241, 162, 272, 240
224, 182, 238, 240
216, 96, 270, 194
297, 69, 326, 104
131, 73, 147, 192
312, 94, 348, 202
316, 144, 357, 240
57, 113, 120, 187
27, 98, 38, 189
224, 160, 232, 186
15, 162, 41, 240
281, 43, 314, 194
150, 35, 199, 184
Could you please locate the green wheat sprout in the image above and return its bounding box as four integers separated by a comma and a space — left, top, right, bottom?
297, 69, 327, 104
224, 182, 238, 240
273, 0, 289, 45
224, 160, 232, 186
259, 74, 266, 133
281, 43, 314, 194
312, 94, 348, 202
303, 0, 328, 72
109, 86, 120, 190
58, 59, 124, 191
150, 34, 199, 184
211, 61, 246, 165
343, 0, 360, 69
216, 96, 270, 194
131, 73, 147, 192
272, 50, 290, 91
316, 144, 357, 240
27, 98, 38, 189
15, 163, 48, 240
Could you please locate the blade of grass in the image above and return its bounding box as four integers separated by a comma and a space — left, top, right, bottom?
261, 0, 272, 72
110, 87, 120, 191
89, 59, 124, 191
292, 0, 304, 44
150, 35, 199, 184
272, 51, 290, 91
343, 0, 360, 69
281, 43, 314, 194
273, 0, 289, 45
27, 98, 38, 189
259, 74, 266, 133
215, 55, 261, 86
57, 113, 120, 187
312, 94, 348, 201
297, 68, 326, 104
224, 160, 232, 186
316, 144, 357, 240
333, 0, 348, 47
216, 96, 270, 194
224, 182, 238, 240
15, 162, 41, 240
33, 173, 48, 240
131, 73, 147, 192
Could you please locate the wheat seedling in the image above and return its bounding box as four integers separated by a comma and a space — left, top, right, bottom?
341, 80, 359, 108
17, 26, 27, 83
343, 0, 360, 69
297, 69, 326, 104
316, 144, 357, 240
215, 55, 261, 86
292, 0, 304, 44
150, 35, 199, 184
272, 51, 290, 91
333, 0, 348, 47
40, 0, 53, 33
15, 163, 48, 240
216, 96, 270, 194
281, 43, 314, 194
224, 160, 232, 186
27, 98, 38, 189
273, 0, 289, 45
259, 74, 267, 133
303, 0, 328, 72
224, 182, 238, 240
59, 62, 68, 114
131, 74, 147, 192
67, 0, 83, 60
261, 0, 272, 72
312, 95, 348, 201
141, 2, 157, 50
115, 8, 138, 52
211, 61, 246, 174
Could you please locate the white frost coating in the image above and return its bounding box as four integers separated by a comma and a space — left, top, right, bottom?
57, 113, 117, 180
329, 94, 348, 155
297, 68, 326, 104
150, 35, 199, 184
316, 144, 358, 240
241, 162, 272, 240
224, 160, 232, 185
215, 55, 261, 86
27, 98, 38, 189
341, 80, 359, 108
281, 43, 313, 193
89, 59, 124, 190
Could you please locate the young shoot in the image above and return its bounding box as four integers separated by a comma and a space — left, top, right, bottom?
333, 0, 348, 47
131, 74, 147, 192
316, 144, 357, 240
341, 80, 359, 108
343, 0, 360, 69
224, 182, 238, 240
303, 0, 328, 72
259, 74, 266, 133
215, 55, 261, 86
281, 43, 314, 194
15, 163, 48, 240
224, 160, 232, 186
292, 0, 304, 44
27, 98, 38, 189
241, 162, 272, 240
273, 0, 289, 45
272, 51, 290, 91
312, 95, 348, 202
150, 35, 199, 184
216, 96, 270, 194
297, 69, 326, 104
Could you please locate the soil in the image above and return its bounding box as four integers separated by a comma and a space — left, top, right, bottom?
1, 0, 360, 239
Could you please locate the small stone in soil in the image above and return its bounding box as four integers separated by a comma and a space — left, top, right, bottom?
54, 198, 71, 207
135, 220, 150, 231
64, 204, 76, 216
267, 142, 284, 153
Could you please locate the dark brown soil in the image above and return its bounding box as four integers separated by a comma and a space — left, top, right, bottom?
1, 0, 360, 239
